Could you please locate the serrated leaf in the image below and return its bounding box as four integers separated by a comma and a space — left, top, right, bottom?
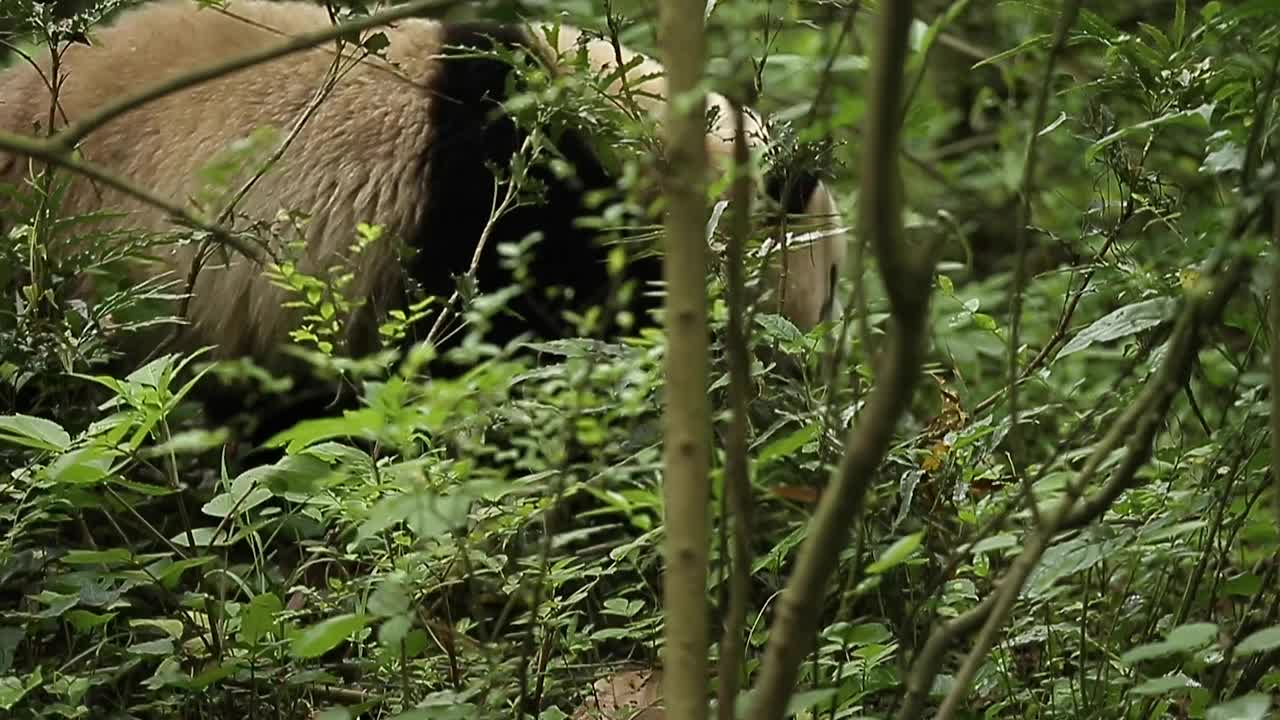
0, 414, 70, 451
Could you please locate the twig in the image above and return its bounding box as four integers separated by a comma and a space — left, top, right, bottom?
716, 102, 755, 720
0, 131, 257, 261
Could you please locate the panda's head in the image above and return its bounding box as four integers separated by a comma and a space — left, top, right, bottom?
530, 26, 848, 334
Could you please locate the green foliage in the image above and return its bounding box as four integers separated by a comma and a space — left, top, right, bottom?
1, 0, 1278, 719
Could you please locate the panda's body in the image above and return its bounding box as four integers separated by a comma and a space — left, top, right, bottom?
0, 0, 846, 439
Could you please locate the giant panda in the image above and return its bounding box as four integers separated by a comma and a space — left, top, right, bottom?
0, 0, 848, 444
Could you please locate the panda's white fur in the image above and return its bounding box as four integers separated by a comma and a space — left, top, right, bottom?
0, 0, 846, 373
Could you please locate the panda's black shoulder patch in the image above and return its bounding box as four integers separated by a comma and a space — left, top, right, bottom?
411, 21, 643, 361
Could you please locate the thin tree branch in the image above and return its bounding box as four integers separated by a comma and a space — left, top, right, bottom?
716, 102, 755, 720
1006, 0, 1081, 524
749, 4, 926, 720
0, 131, 257, 261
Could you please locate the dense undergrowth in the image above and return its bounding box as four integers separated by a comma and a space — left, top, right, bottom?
1, 1, 1279, 719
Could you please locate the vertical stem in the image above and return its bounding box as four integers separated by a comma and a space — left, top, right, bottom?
656, 0, 710, 719
717, 104, 755, 720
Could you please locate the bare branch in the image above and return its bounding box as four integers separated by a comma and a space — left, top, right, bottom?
1006, 0, 1081, 523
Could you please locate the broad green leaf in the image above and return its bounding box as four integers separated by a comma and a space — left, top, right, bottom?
314, 709, 353, 720
866, 532, 924, 574
0, 414, 70, 451
784, 689, 838, 717
1056, 298, 1177, 360
378, 614, 413, 648
62, 549, 133, 565
1206, 694, 1271, 720
169, 526, 237, 548
290, 613, 369, 659
972, 533, 1019, 555
1121, 640, 1176, 665
1129, 673, 1198, 696
130, 619, 184, 640
368, 578, 410, 617
1166, 622, 1218, 652
1236, 625, 1280, 656
241, 593, 284, 645
45, 447, 116, 485
756, 423, 818, 466
201, 470, 273, 518
355, 490, 472, 543
65, 610, 116, 632
128, 639, 175, 656
0, 667, 42, 710
264, 409, 382, 453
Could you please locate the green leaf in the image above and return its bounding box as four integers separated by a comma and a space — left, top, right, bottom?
971, 533, 1019, 555
0, 667, 42, 710
973, 33, 1050, 69
378, 614, 413, 648
756, 423, 818, 466
129, 639, 175, 656
1121, 623, 1217, 664
1172, 0, 1187, 47
290, 613, 369, 659
62, 549, 133, 565
264, 409, 382, 453
1085, 103, 1214, 163
169, 526, 238, 548
866, 532, 923, 575
0, 414, 70, 451
45, 447, 116, 485
356, 490, 473, 543
1056, 298, 1176, 360
368, 578, 410, 617
1206, 694, 1271, 720
65, 609, 116, 632
784, 689, 838, 717
1121, 640, 1175, 665
1129, 673, 1198, 696
1236, 625, 1280, 656
1165, 622, 1218, 652
240, 593, 284, 646
201, 470, 273, 518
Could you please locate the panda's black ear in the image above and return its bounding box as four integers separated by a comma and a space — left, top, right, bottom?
763, 166, 820, 217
